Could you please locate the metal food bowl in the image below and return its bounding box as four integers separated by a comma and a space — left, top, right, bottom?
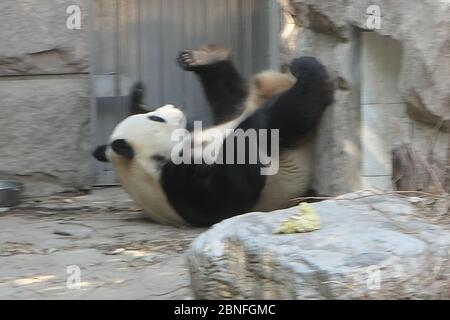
0, 180, 24, 207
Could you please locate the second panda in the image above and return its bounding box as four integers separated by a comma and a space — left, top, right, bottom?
93, 45, 334, 227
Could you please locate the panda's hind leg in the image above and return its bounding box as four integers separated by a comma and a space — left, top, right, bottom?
177, 44, 248, 125
177, 44, 231, 71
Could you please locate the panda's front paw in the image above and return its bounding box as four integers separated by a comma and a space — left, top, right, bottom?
289, 56, 324, 80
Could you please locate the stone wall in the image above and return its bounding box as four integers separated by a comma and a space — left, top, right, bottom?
281, 0, 450, 195
0, 0, 92, 196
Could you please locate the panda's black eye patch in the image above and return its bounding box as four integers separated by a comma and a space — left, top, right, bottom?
148, 115, 166, 123
152, 155, 166, 162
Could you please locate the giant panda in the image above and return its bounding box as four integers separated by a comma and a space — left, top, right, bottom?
93, 45, 334, 227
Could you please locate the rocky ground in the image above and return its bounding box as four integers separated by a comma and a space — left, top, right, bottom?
2, 187, 449, 300
0, 187, 204, 299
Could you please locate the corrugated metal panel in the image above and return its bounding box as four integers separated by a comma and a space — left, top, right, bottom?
91, 0, 121, 184
91, 0, 279, 184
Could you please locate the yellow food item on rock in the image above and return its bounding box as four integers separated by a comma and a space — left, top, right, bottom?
273, 202, 321, 234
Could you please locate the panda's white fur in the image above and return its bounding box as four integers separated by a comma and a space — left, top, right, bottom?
106, 72, 314, 224
107, 105, 189, 225
252, 138, 313, 212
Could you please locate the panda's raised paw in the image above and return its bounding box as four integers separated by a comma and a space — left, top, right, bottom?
177, 50, 197, 71
177, 45, 231, 71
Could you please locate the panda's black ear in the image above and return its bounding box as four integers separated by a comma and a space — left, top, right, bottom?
111, 139, 134, 160
92, 145, 109, 162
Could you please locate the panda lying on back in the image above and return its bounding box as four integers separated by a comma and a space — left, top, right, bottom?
93, 44, 334, 227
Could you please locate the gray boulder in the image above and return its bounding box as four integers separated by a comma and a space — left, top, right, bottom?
278, 0, 450, 195
187, 191, 450, 299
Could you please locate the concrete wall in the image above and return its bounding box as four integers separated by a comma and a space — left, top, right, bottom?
360, 32, 405, 190
0, 0, 92, 196
281, 0, 450, 195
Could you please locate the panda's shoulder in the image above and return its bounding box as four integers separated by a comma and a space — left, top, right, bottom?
243, 70, 295, 114
251, 70, 296, 96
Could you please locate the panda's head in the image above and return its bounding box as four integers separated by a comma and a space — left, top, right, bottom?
93, 104, 187, 174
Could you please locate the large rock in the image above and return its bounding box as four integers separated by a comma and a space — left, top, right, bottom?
0, 0, 90, 76
0, 78, 92, 196
187, 191, 450, 299
280, 0, 450, 195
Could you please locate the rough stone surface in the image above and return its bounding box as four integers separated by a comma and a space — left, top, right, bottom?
281, 0, 450, 195
187, 191, 450, 299
0, 0, 89, 76
0, 77, 92, 196
0, 0, 92, 195
0, 187, 203, 299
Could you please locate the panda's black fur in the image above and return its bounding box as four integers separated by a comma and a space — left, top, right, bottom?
94, 45, 334, 227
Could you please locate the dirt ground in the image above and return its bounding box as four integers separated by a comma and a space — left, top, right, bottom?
0, 187, 204, 299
